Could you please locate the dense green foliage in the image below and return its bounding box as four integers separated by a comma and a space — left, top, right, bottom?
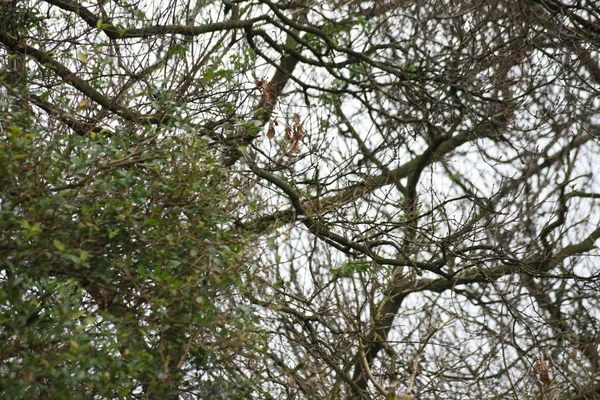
0, 112, 259, 398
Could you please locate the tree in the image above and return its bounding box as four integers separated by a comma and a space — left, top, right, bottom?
1, 0, 600, 399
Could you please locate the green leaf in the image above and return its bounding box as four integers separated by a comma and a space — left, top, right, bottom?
77, 51, 88, 64
53, 239, 66, 252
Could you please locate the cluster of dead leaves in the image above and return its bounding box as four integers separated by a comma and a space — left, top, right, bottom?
255, 78, 304, 152
255, 78, 276, 106
266, 113, 304, 153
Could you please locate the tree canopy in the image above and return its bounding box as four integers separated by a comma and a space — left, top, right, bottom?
1, 0, 600, 399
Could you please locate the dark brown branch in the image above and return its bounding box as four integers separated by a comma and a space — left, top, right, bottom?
42, 0, 266, 39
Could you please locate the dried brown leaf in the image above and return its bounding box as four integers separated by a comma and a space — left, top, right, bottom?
267, 121, 275, 140
290, 141, 300, 153
262, 80, 275, 105
293, 113, 303, 137
287, 113, 304, 152
535, 357, 551, 386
